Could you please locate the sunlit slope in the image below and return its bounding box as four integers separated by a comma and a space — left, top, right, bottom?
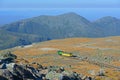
11, 36, 120, 80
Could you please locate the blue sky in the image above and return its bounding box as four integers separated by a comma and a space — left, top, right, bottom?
0, 0, 120, 8
0, 0, 120, 25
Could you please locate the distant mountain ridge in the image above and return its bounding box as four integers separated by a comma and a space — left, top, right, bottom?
93, 16, 120, 36
0, 12, 120, 49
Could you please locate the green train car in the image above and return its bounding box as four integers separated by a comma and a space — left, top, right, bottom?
57, 50, 73, 57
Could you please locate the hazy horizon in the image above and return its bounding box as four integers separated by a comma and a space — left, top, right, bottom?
0, 8, 120, 26
0, 0, 120, 25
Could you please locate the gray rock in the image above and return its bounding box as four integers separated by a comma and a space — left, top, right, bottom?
97, 69, 105, 76
0, 63, 6, 69
0, 51, 17, 63
46, 71, 63, 80
1, 69, 14, 80
6, 63, 16, 73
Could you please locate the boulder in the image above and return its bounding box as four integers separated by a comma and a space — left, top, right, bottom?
0, 63, 6, 69
97, 69, 105, 76
13, 64, 36, 79
0, 51, 17, 63
1, 69, 14, 80
46, 71, 63, 80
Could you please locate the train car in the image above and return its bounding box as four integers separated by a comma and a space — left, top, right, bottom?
57, 50, 73, 57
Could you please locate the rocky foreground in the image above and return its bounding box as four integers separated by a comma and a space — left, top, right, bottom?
0, 51, 95, 80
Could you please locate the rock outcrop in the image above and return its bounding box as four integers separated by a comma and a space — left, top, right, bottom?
0, 51, 93, 80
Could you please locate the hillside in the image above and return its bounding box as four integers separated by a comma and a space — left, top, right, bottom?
0, 12, 120, 49
6, 36, 120, 80
1, 12, 101, 38
93, 16, 120, 36
0, 30, 48, 49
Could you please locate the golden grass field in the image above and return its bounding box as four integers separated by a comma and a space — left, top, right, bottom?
6, 36, 120, 80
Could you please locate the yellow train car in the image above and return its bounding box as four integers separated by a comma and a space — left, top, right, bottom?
57, 51, 73, 57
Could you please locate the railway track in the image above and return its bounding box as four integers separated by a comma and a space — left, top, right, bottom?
69, 56, 120, 71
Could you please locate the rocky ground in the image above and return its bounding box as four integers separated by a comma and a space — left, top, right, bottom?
0, 51, 95, 80
0, 36, 120, 80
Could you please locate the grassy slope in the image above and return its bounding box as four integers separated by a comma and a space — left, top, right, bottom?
10, 36, 120, 80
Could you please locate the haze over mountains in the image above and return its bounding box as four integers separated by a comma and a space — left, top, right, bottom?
0, 12, 120, 50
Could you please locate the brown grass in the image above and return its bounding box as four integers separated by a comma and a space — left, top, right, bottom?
10, 36, 120, 80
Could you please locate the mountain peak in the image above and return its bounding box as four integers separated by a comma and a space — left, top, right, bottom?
95, 16, 119, 22
58, 12, 81, 17
62, 12, 79, 15
58, 12, 90, 23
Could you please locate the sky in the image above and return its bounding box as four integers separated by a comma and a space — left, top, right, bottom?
0, 0, 120, 8
0, 0, 120, 25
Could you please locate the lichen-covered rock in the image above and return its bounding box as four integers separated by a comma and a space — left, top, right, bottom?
1, 69, 14, 80
0, 63, 6, 69
0, 63, 42, 80
6, 63, 16, 73
46, 71, 63, 80
97, 69, 105, 76
13, 64, 36, 79
0, 75, 8, 80
0, 51, 17, 63
45, 66, 88, 80
0, 52, 94, 80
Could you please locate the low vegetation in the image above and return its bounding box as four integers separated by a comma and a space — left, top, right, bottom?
0, 36, 120, 80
